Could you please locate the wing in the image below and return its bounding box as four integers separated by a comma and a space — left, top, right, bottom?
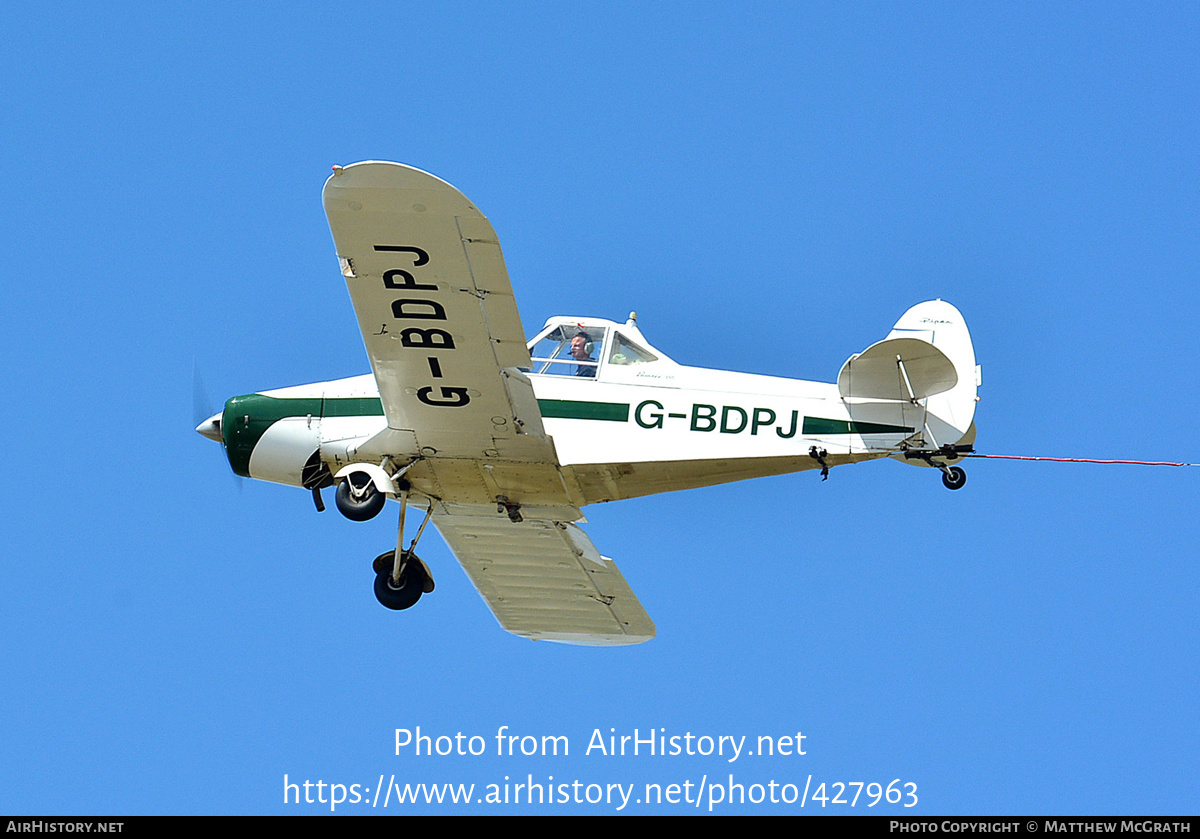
434, 511, 656, 646
325, 163, 655, 643
323, 161, 549, 463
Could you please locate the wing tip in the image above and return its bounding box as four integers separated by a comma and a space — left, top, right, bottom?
516, 627, 657, 647
323, 160, 458, 191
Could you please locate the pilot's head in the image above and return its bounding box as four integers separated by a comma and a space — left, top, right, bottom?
570, 332, 593, 361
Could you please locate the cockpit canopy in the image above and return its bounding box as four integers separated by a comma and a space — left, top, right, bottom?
527, 317, 667, 380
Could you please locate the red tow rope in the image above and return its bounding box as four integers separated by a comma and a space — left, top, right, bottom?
965, 454, 1198, 467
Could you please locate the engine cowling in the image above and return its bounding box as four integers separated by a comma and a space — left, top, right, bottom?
221, 394, 324, 488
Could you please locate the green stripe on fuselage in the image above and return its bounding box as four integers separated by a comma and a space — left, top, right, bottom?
802, 417, 913, 435
320, 397, 386, 417
536, 399, 630, 422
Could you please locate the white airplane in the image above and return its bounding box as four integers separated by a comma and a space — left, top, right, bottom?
196, 161, 981, 646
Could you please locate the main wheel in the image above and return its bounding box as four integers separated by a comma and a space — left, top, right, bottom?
373, 552, 427, 610
941, 466, 967, 490
336, 473, 386, 521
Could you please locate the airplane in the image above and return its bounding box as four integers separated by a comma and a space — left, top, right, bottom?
195, 161, 981, 646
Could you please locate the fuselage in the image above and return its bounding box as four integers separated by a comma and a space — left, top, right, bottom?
214, 316, 913, 508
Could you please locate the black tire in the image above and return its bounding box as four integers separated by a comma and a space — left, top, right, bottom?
335, 474, 385, 521
942, 466, 967, 491
374, 553, 426, 611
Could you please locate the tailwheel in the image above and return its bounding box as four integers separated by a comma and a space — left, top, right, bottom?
941, 466, 967, 491
373, 550, 430, 611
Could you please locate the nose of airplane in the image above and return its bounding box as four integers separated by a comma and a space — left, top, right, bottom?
195, 412, 223, 443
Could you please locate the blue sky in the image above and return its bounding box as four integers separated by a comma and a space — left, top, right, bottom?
2, 2, 1197, 815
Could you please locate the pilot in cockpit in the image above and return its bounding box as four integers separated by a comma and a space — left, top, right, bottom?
569, 331, 597, 377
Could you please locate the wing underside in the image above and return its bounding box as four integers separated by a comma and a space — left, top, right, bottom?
323, 161, 549, 462
325, 162, 653, 644
434, 511, 655, 646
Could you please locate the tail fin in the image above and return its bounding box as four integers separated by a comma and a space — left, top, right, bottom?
838, 300, 979, 449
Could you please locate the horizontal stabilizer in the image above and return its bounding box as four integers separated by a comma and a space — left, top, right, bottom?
838, 337, 957, 401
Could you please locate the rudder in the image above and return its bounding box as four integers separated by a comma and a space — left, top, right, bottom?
885, 299, 978, 447
837, 300, 979, 453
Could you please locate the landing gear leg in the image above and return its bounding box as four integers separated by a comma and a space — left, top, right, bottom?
372, 495, 436, 611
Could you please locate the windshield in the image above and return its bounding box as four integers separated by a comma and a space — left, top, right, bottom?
608, 332, 658, 366
530, 325, 608, 378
